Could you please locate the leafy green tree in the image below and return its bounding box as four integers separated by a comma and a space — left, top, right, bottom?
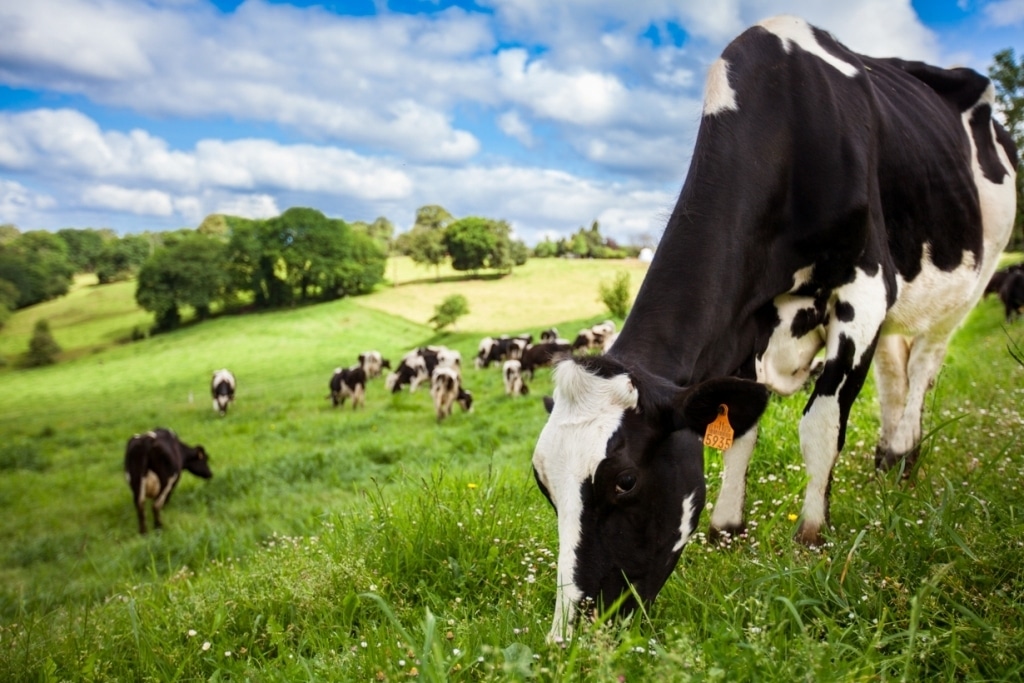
0, 224, 19, 245
0, 279, 17, 330
414, 204, 454, 232
196, 214, 231, 238
351, 216, 394, 251
599, 271, 632, 319
445, 217, 498, 273
24, 319, 61, 367
136, 233, 230, 331
56, 228, 111, 273
989, 48, 1024, 251
95, 235, 152, 284
533, 238, 558, 258
429, 294, 469, 331
402, 226, 449, 279
0, 231, 75, 308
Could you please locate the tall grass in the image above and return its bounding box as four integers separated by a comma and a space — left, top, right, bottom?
0, 262, 1022, 681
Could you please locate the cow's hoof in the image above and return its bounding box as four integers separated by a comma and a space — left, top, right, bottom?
874, 445, 920, 479
708, 523, 746, 545
794, 523, 825, 548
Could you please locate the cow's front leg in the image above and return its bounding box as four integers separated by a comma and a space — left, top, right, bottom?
797, 278, 886, 546
708, 427, 757, 542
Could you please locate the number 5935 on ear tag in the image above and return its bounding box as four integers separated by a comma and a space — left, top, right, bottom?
703, 405, 734, 451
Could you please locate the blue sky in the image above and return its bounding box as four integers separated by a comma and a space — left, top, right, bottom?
0, 0, 1021, 245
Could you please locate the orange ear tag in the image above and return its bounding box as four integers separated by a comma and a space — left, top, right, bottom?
703, 405, 734, 451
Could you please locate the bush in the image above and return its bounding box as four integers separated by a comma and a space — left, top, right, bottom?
599, 271, 631, 319
429, 294, 470, 331
23, 319, 61, 367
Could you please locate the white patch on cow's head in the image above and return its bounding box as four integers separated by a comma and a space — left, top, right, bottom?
703, 58, 738, 116
673, 492, 699, 552
758, 15, 858, 78
533, 359, 639, 641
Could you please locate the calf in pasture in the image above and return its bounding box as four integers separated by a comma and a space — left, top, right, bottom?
329, 365, 367, 408
532, 16, 1017, 640
540, 328, 559, 343
520, 341, 572, 379
124, 428, 212, 534
358, 351, 391, 379
475, 335, 530, 368
571, 320, 617, 353
430, 366, 473, 421
211, 369, 236, 415
387, 346, 459, 393
503, 359, 529, 396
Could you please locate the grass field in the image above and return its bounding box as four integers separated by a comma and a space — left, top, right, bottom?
1, 256, 1023, 681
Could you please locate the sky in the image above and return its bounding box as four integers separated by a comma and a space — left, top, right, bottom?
0, 0, 1022, 246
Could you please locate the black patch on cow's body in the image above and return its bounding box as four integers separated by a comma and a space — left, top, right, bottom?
970, 104, 1012, 184
834, 301, 855, 322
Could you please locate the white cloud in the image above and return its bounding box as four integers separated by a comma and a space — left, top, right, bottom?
213, 194, 280, 220
497, 110, 534, 147
984, 0, 1024, 26
81, 185, 174, 216
0, 180, 55, 223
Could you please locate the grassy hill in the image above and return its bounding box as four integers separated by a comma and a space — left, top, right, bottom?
1, 257, 1023, 681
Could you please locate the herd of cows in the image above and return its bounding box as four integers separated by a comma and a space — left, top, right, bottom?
122, 321, 619, 535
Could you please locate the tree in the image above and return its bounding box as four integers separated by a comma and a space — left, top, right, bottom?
351, 216, 394, 251
0, 279, 17, 330
599, 271, 632, 319
429, 294, 469, 331
24, 319, 61, 367
414, 204, 454, 232
990, 48, 1024, 251
445, 217, 498, 273
95, 234, 151, 284
0, 231, 75, 308
403, 226, 448, 279
57, 228, 111, 273
136, 233, 230, 331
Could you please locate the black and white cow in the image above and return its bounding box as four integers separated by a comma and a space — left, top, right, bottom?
520, 341, 572, 379
532, 16, 1017, 640
358, 351, 391, 379
329, 365, 367, 408
387, 346, 460, 393
571, 320, 617, 353
503, 359, 529, 396
430, 366, 473, 421
475, 335, 530, 368
540, 328, 560, 343
211, 369, 236, 415
124, 428, 212, 534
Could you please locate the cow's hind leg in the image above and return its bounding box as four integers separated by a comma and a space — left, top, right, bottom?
874, 332, 951, 477
708, 427, 757, 542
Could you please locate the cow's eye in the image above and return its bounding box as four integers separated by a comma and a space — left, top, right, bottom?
615, 473, 637, 496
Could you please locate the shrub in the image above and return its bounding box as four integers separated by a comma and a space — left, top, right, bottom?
429, 294, 470, 331
23, 319, 61, 367
599, 271, 631, 319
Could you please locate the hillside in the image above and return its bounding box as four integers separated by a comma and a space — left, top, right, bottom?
1, 257, 1023, 681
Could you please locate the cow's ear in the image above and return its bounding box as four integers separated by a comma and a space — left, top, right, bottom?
542, 396, 555, 414
674, 378, 769, 437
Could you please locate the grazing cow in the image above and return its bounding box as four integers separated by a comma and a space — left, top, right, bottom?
358, 351, 391, 379
475, 335, 530, 368
430, 366, 473, 421
531, 16, 1017, 640
999, 270, 1024, 322
329, 365, 367, 408
503, 359, 529, 396
211, 369, 236, 415
540, 328, 559, 343
520, 341, 572, 379
571, 321, 617, 353
124, 428, 212, 534
387, 346, 457, 393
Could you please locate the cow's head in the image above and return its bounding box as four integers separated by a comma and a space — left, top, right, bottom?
185, 446, 213, 479
532, 356, 768, 641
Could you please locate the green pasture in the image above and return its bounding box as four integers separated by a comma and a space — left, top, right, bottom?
0, 257, 1023, 681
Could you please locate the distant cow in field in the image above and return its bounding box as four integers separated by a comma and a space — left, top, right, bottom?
571, 320, 617, 353
211, 369, 236, 415
387, 346, 458, 393
999, 270, 1024, 322
124, 428, 212, 534
329, 365, 367, 408
475, 335, 530, 368
503, 359, 529, 396
540, 328, 559, 343
520, 341, 572, 379
430, 366, 473, 421
358, 351, 391, 378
